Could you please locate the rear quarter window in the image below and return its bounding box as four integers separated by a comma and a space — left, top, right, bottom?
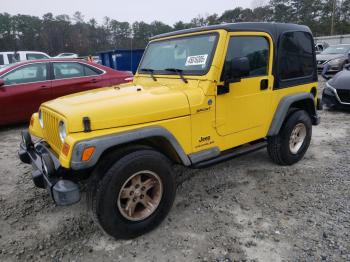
278, 32, 314, 80
83, 64, 103, 76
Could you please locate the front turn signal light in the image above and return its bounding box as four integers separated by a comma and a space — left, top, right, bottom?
62, 143, 70, 156
82, 146, 95, 162
30, 116, 34, 126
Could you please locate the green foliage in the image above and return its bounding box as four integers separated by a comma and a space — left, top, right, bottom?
0, 2, 349, 55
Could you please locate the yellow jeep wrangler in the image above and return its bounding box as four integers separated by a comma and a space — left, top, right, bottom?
19, 22, 321, 239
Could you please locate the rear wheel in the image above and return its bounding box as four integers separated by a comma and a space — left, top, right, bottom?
89, 149, 176, 239
267, 110, 312, 165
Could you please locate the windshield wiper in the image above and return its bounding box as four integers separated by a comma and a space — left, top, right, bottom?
140, 68, 157, 81
165, 68, 188, 83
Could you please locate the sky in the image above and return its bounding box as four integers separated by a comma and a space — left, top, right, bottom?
0, 0, 261, 25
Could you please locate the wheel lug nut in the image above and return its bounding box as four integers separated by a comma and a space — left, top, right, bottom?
140, 195, 144, 199
141, 186, 146, 191
130, 191, 134, 196
133, 198, 137, 202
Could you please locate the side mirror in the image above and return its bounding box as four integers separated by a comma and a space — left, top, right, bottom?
218, 57, 250, 95
230, 57, 250, 79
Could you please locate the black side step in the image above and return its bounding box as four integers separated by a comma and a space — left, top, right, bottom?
192, 141, 267, 168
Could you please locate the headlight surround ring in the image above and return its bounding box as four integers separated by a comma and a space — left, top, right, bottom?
58, 121, 67, 143
38, 110, 44, 128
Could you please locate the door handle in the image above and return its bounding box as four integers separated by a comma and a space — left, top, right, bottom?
39, 85, 50, 90
260, 79, 269, 90
90, 79, 98, 83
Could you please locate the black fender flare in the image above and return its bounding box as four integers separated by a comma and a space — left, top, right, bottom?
268, 93, 318, 136
70, 126, 191, 170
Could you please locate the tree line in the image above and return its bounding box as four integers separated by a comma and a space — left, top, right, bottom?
1, 0, 349, 56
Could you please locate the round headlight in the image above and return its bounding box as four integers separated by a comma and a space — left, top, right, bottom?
58, 121, 67, 142
39, 110, 44, 128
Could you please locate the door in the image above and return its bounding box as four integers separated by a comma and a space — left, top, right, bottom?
0, 63, 51, 124
216, 33, 274, 136
51, 62, 102, 98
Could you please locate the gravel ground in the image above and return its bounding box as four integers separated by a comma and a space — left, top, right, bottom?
0, 80, 349, 262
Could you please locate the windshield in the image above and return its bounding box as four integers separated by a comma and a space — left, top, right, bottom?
321, 45, 350, 55
138, 33, 218, 75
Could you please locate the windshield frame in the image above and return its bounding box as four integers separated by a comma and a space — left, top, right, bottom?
137, 32, 219, 76
321, 45, 350, 55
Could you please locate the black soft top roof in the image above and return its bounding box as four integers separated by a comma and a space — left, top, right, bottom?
151, 22, 312, 42
150, 22, 317, 89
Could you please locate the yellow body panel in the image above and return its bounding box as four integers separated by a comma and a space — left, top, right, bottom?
29, 29, 317, 169
215, 32, 275, 137
59, 116, 192, 168
42, 83, 191, 133
29, 113, 44, 138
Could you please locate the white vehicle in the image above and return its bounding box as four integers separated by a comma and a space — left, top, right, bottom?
0, 51, 50, 65
315, 42, 329, 54
55, 53, 78, 58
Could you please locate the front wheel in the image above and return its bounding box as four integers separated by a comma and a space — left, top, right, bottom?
89, 149, 176, 239
267, 110, 312, 165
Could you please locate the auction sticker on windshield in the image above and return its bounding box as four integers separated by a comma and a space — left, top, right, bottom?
185, 54, 208, 66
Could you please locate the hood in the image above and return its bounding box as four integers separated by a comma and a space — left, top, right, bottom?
316, 53, 345, 61
42, 84, 190, 132
329, 69, 350, 90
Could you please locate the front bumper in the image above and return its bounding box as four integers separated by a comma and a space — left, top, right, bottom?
18, 131, 80, 206
322, 84, 350, 109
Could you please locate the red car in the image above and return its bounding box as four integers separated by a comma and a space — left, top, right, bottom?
0, 59, 133, 126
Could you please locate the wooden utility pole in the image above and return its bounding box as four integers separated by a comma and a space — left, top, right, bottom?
331, 0, 337, 35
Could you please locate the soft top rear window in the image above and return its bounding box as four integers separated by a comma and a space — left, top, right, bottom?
278, 31, 314, 81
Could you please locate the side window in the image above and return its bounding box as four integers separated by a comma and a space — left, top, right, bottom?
83, 64, 102, 76
3, 63, 47, 85
7, 53, 20, 64
26, 53, 49, 60
53, 62, 85, 79
0, 55, 4, 65
221, 36, 269, 80
278, 32, 314, 80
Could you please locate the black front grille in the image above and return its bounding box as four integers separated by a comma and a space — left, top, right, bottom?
337, 89, 350, 103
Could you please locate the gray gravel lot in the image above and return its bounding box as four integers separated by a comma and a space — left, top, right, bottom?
0, 80, 349, 262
